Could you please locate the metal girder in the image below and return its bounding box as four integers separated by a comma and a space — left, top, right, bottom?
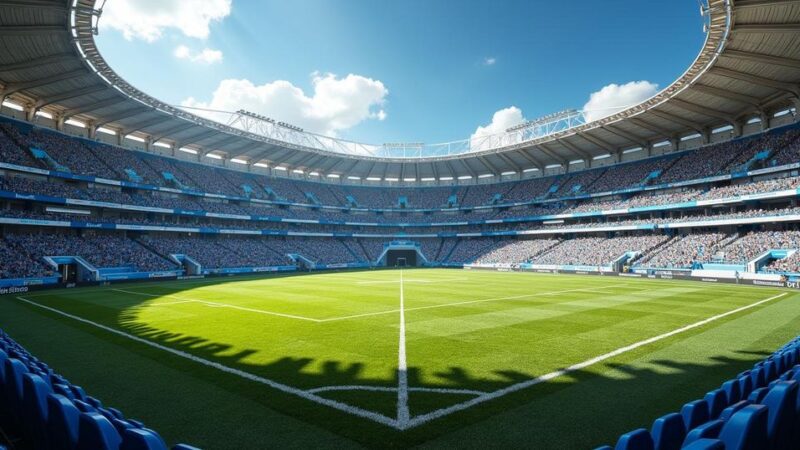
669, 98, 736, 123
443, 161, 458, 179
515, 148, 545, 170
735, 23, 800, 34
149, 122, 197, 142
174, 129, 220, 147
61, 96, 127, 117
734, 0, 800, 8
723, 49, 800, 70
1, 69, 87, 96
574, 133, 615, 154
205, 134, 242, 151
34, 84, 107, 109
709, 67, 800, 96
0, 0, 66, 8
535, 144, 568, 167
458, 159, 477, 178
478, 156, 500, 175
554, 140, 591, 162
496, 152, 523, 173
691, 83, 762, 107
0, 26, 67, 36
629, 117, 675, 137
94, 107, 151, 127
121, 116, 170, 135
0, 53, 75, 73
602, 125, 648, 147
647, 109, 705, 133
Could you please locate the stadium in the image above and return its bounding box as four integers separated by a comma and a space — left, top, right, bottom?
0, 0, 800, 448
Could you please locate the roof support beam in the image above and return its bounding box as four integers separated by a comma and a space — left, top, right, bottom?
174, 129, 219, 147
1, 69, 87, 96
669, 98, 736, 124
121, 116, 172, 135
734, 0, 800, 8
94, 107, 151, 128
0, 53, 75, 73
516, 148, 545, 170
691, 84, 762, 107
496, 152, 522, 173
0, 26, 67, 36
61, 96, 127, 117
574, 133, 615, 154
149, 122, 197, 142
629, 117, 674, 137
554, 140, 592, 163
735, 23, 800, 34
535, 145, 569, 168
709, 67, 800, 97
647, 109, 705, 133
722, 49, 800, 70
34, 84, 107, 109
602, 125, 648, 148
478, 156, 500, 175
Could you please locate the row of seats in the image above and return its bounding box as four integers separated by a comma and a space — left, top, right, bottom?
597, 336, 800, 449
0, 330, 198, 450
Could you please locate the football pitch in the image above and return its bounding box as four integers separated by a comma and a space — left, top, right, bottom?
2, 269, 800, 449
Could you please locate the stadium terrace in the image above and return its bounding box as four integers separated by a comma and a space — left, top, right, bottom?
1, 0, 800, 449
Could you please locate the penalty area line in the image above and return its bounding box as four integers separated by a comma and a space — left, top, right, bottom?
404, 292, 789, 428
15, 296, 400, 429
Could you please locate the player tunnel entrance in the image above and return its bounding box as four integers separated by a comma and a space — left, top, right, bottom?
386, 249, 418, 267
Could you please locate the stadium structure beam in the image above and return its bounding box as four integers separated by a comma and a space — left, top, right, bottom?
496, 152, 524, 174
34, 84, 107, 109
94, 107, 151, 128
575, 133, 615, 154
669, 98, 736, 124
709, 67, 800, 96
1, 69, 87, 97
205, 134, 241, 151
554, 140, 592, 164
691, 84, 762, 108
0, 0, 66, 8
121, 116, 171, 136
442, 161, 458, 180
457, 159, 478, 179
722, 49, 800, 70
647, 110, 705, 134
628, 117, 674, 138
174, 129, 220, 148
478, 156, 501, 175
602, 125, 648, 148
0, 26, 67, 36
516, 148, 545, 170
734, 0, 800, 8
734, 23, 800, 34
61, 96, 127, 117
0, 53, 75, 73
535, 145, 569, 168
149, 122, 198, 143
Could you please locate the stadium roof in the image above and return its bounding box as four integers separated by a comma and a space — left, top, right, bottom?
0, 0, 799, 183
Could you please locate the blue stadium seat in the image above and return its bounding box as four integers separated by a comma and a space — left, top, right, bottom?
704, 390, 728, 419
747, 387, 769, 404
738, 375, 754, 399
614, 428, 654, 450
47, 393, 80, 450
683, 420, 724, 447
22, 373, 53, 448
77, 412, 123, 450
760, 380, 798, 449
681, 439, 724, 450
681, 400, 710, 431
4, 358, 28, 420
720, 401, 751, 422
171, 445, 202, 450
722, 379, 742, 404
120, 428, 169, 450
750, 367, 766, 389
718, 404, 769, 450
650, 412, 685, 450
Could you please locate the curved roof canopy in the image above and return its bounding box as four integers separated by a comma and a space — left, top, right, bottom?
0, 0, 799, 183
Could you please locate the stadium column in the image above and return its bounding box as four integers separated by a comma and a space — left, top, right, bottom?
701, 127, 712, 145
86, 121, 97, 140
791, 97, 800, 122
732, 120, 744, 138
54, 114, 65, 132
760, 110, 771, 131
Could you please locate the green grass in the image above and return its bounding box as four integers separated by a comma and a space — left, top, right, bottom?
1, 269, 800, 449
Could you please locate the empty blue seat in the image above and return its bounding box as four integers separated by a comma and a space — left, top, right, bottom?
4, 358, 28, 418
681, 400, 710, 430
704, 390, 728, 419
738, 375, 754, 399
614, 428, 654, 450
650, 412, 685, 450
720, 401, 751, 422
763, 359, 778, 382
750, 367, 766, 389
718, 404, 769, 450
47, 393, 80, 450
171, 446, 202, 450
722, 379, 741, 404
683, 420, 724, 447
681, 439, 724, 450
748, 387, 769, 404
121, 428, 169, 450
760, 380, 798, 449
77, 412, 122, 450
22, 373, 53, 448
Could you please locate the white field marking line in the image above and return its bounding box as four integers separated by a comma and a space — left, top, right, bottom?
15, 296, 401, 429
317, 283, 633, 323
307, 385, 487, 396
396, 269, 410, 428
404, 292, 790, 428
112, 289, 321, 323
355, 277, 468, 285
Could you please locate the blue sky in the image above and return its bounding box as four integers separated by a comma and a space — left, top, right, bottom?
96, 0, 705, 144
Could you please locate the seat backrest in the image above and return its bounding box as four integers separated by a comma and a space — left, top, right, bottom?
651, 412, 685, 450
747, 387, 768, 404
681, 439, 724, 450
683, 420, 724, 447
614, 428, 654, 450
681, 400, 710, 430
120, 428, 168, 450
719, 400, 750, 422
4, 358, 28, 409
722, 379, 741, 404
22, 373, 53, 424
750, 367, 766, 389
718, 404, 769, 450
704, 390, 728, 419
760, 380, 798, 449
738, 375, 754, 399
77, 412, 122, 450
47, 393, 80, 450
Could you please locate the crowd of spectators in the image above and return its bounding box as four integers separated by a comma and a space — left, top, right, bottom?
708, 230, 800, 263
637, 233, 726, 268
531, 235, 669, 266
474, 238, 561, 264
765, 250, 800, 273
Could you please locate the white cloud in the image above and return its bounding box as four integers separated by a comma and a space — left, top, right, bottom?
182, 73, 389, 136
470, 106, 526, 150
100, 0, 232, 42
582, 81, 659, 122
483, 57, 497, 66
174, 45, 223, 64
